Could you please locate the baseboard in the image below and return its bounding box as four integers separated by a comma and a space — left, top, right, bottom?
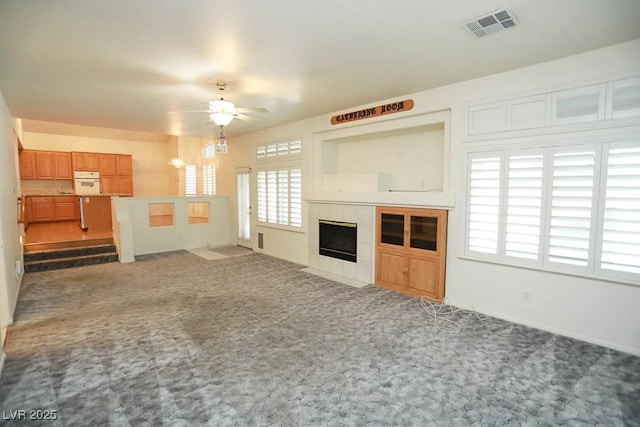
0, 352, 6, 379
445, 299, 640, 357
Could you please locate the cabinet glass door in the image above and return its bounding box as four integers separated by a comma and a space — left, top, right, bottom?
381, 213, 405, 246
410, 215, 438, 251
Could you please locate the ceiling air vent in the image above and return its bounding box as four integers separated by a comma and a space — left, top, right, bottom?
462, 9, 520, 39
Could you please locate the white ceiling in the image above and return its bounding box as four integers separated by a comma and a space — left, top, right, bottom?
1, 0, 639, 139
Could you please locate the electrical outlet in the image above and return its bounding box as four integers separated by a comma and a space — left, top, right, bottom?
522, 289, 531, 302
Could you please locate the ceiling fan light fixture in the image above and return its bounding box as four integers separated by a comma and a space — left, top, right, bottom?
209, 112, 234, 126
208, 99, 236, 126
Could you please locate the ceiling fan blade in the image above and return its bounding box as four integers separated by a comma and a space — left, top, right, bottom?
235, 107, 268, 114
234, 113, 261, 122
168, 110, 211, 114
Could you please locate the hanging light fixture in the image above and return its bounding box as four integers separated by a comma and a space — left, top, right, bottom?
208, 99, 235, 127
168, 142, 185, 168
216, 125, 228, 154
168, 156, 185, 168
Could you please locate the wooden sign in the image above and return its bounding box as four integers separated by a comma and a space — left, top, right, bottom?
331, 99, 414, 125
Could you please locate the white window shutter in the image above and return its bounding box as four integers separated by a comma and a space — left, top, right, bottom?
257, 171, 267, 222
547, 149, 596, 268
505, 153, 544, 261
289, 169, 303, 227
267, 171, 278, 223
202, 163, 216, 195
600, 144, 640, 274
185, 164, 197, 196
467, 155, 501, 255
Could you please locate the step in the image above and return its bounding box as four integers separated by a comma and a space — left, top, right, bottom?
24, 252, 118, 273
24, 237, 114, 253
24, 244, 117, 262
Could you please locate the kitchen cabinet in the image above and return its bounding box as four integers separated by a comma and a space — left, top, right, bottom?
20, 150, 72, 180
30, 197, 55, 222
19, 150, 37, 179
375, 207, 447, 301
116, 154, 133, 175
54, 196, 78, 220
100, 154, 133, 195
72, 152, 100, 171
54, 152, 73, 179
26, 196, 79, 223
35, 151, 54, 179
98, 154, 117, 175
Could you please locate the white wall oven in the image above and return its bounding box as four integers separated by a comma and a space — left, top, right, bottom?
74, 171, 101, 195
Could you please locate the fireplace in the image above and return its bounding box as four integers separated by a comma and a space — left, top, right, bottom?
319, 219, 357, 263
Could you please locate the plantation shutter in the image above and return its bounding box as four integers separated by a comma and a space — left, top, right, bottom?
277, 170, 289, 225
547, 149, 596, 268
505, 153, 544, 260
202, 163, 216, 195
257, 171, 267, 222
467, 155, 501, 255
289, 169, 302, 227
267, 171, 278, 223
600, 145, 640, 274
185, 164, 197, 196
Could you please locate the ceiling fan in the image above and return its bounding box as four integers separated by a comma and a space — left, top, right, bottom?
174, 81, 268, 128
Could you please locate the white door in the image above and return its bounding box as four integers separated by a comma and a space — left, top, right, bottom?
236, 168, 252, 248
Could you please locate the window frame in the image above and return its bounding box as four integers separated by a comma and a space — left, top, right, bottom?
462, 136, 640, 286
255, 138, 304, 232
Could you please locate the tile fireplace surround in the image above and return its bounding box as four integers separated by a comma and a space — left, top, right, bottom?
308, 202, 374, 285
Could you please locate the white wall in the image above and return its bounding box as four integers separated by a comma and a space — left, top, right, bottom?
220, 39, 640, 354
113, 196, 230, 256
0, 91, 24, 350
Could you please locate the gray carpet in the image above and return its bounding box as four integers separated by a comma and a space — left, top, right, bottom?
1, 251, 639, 426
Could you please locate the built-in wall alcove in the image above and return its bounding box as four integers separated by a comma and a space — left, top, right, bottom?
309, 110, 454, 208
322, 122, 444, 192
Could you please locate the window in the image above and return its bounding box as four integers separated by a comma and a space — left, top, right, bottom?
465, 141, 640, 284
257, 140, 302, 159
599, 145, 640, 276
202, 143, 216, 195
256, 139, 303, 228
202, 163, 216, 195
257, 168, 302, 227
185, 164, 197, 196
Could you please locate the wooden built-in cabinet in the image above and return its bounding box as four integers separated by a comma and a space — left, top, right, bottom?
19, 150, 37, 179
53, 152, 73, 179
375, 207, 447, 301
25, 196, 79, 224
99, 153, 133, 195
19, 150, 72, 180
71, 152, 100, 171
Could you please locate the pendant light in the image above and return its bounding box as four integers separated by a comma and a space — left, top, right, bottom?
216, 125, 228, 154
168, 141, 184, 168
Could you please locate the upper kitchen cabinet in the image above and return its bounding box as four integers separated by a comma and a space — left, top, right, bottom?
72, 152, 100, 171
53, 151, 72, 179
100, 154, 133, 196
19, 150, 37, 179
116, 154, 133, 175
35, 151, 54, 179
20, 149, 72, 180
98, 154, 117, 175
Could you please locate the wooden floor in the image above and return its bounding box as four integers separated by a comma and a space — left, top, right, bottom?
24, 221, 113, 252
